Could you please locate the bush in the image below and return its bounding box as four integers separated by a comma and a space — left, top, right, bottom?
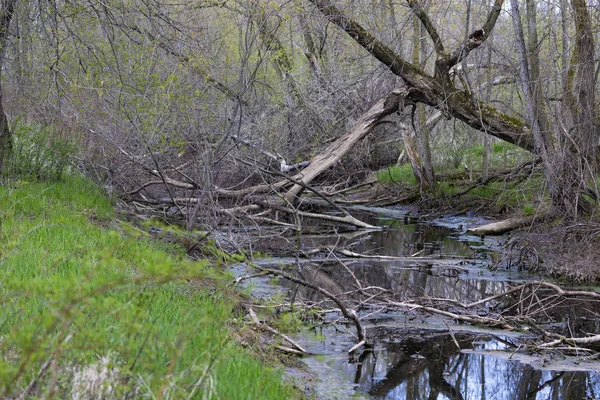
2, 120, 78, 182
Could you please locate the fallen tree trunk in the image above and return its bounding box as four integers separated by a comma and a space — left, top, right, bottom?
256, 200, 376, 229
283, 87, 413, 202
467, 211, 552, 235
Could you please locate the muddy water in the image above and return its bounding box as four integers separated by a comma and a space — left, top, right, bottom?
235, 208, 600, 399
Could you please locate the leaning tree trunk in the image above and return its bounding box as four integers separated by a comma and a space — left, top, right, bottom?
0, 0, 14, 173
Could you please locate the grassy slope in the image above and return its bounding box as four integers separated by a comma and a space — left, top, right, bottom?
0, 175, 296, 399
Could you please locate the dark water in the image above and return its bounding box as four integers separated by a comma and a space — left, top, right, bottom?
234, 207, 600, 399
295, 330, 600, 399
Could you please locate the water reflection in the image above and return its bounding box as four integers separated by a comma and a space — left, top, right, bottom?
304, 332, 600, 400
291, 258, 509, 306
353, 222, 473, 258
272, 210, 600, 399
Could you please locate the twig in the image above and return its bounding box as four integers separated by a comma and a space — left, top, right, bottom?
348, 340, 366, 354
255, 267, 368, 349
247, 307, 307, 354
444, 321, 461, 350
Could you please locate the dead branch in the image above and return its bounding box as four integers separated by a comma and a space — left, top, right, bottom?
467, 211, 553, 235
283, 88, 413, 202
540, 334, 600, 348
247, 307, 307, 354
386, 300, 517, 330
256, 200, 376, 229
254, 266, 368, 352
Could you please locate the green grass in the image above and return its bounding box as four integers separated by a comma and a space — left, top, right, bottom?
377, 164, 417, 185
0, 175, 296, 399
435, 176, 546, 211
376, 156, 546, 213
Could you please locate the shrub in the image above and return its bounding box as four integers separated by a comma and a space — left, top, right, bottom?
2, 120, 78, 182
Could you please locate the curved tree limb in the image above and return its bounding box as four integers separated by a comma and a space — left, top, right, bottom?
256, 266, 368, 351
309, 0, 535, 153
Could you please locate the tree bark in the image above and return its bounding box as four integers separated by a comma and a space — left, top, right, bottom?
283, 87, 415, 201
467, 212, 552, 236
555, 0, 597, 218
0, 0, 14, 173
510, 0, 556, 197
411, 14, 436, 191
569, 0, 597, 179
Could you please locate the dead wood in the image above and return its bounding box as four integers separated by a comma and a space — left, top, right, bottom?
302, 247, 468, 265
253, 266, 369, 352
467, 211, 553, 235
255, 200, 376, 229
540, 334, 600, 348
283, 87, 414, 202
247, 307, 307, 354
324, 179, 378, 196
241, 262, 600, 354
213, 88, 410, 201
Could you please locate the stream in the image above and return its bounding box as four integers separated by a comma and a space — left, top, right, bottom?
230, 207, 600, 399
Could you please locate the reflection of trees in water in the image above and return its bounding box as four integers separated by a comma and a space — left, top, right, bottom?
292, 261, 507, 304
354, 224, 474, 258
346, 335, 600, 399
275, 224, 600, 399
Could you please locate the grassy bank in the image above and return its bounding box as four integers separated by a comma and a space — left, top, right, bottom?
0, 175, 296, 399
376, 141, 543, 216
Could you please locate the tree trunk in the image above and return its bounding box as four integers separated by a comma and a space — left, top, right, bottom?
569, 0, 598, 181
414, 17, 436, 191
283, 87, 415, 201
555, 0, 598, 219
0, 0, 14, 173
510, 0, 562, 213
405, 16, 430, 190
309, 0, 536, 154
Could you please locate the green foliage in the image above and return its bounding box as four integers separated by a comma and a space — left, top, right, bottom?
377, 164, 417, 185
2, 120, 78, 183
523, 203, 535, 216
0, 175, 296, 399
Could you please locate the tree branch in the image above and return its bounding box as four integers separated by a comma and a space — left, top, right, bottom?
406, 0, 446, 57
442, 0, 504, 70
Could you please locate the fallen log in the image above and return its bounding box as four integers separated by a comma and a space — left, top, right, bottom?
256, 201, 376, 229
283, 87, 414, 202
467, 211, 552, 236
